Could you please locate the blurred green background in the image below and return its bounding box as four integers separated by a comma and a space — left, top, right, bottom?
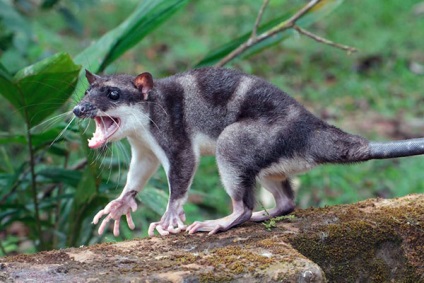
0, 0, 423, 255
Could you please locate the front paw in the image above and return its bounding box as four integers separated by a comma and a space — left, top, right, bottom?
148, 209, 186, 236
92, 191, 138, 236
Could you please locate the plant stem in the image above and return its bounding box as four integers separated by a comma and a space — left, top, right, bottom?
53, 153, 69, 248
26, 126, 43, 250
250, 0, 270, 40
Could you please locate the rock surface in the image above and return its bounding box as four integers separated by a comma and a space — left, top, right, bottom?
1, 194, 423, 282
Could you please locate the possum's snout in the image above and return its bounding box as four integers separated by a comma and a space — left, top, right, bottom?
72, 105, 85, 117
73, 103, 97, 118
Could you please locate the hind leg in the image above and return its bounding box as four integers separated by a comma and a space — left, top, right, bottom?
186, 160, 254, 235
251, 177, 295, 222
187, 128, 255, 235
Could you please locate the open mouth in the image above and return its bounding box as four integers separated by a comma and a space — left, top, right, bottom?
88, 116, 121, 149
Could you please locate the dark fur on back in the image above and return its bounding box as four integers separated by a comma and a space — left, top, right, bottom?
152, 67, 371, 167
77, 66, 422, 237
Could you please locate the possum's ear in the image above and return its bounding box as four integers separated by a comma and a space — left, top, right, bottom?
134, 72, 154, 100
85, 70, 100, 85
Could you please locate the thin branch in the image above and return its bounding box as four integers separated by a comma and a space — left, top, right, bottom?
293, 25, 358, 54
271, 0, 320, 32
216, 0, 320, 67
250, 0, 270, 40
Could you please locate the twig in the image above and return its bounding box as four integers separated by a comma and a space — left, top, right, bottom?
250, 0, 270, 40
293, 25, 358, 54
216, 0, 320, 67
270, 0, 320, 32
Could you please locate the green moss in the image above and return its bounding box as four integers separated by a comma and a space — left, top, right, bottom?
199, 272, 233, 283
289, 196, 424, 282
197, 245, 275, 281
257, 238, 276, 249
368, 258, 391, 282
174, 253, 199, 265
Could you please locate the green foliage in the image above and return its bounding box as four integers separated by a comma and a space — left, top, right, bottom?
0, 52, 80, 252
75, 0, 189, 72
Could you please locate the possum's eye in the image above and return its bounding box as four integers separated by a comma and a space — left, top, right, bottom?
108, 89, 120, 100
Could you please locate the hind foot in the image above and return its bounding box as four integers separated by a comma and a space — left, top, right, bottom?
187, 208, 252, 235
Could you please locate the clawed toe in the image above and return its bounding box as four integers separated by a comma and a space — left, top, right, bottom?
148, 222, 168, 236
148, 219, 187, 237
187, 220, 229, 235
187, 208, 252, 235
186, 221, 216, 234
148, 223, 186, 236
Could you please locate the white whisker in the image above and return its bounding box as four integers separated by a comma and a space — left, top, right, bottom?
50, 116, 76, 146
116, 143, 123, 188
107, 143, 114, 184
31, 111, 74, 134
97, 147, 109, 180
82, 119, 91, 135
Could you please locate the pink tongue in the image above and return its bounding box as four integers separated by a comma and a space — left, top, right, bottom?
88, 126, 106, 149
87, 116, 119, 149
88, 117, 108, 149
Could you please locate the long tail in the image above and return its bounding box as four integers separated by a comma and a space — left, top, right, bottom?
369, 138, 424, 159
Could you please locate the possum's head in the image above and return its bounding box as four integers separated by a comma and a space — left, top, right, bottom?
73, 70, 153, 149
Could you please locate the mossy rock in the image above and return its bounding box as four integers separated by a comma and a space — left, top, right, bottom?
1, 194, 423, 282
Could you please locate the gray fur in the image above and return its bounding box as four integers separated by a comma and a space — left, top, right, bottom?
73, 67, 424, 236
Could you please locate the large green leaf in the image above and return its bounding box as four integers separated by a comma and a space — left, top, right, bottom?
0, 53, 81, 128
0, 133, 26, 145
37, 167, 83, 188
196, 0, 344, 67
0, 125, 75, 149
0, 63, 22, 111
75, 0, 189, 72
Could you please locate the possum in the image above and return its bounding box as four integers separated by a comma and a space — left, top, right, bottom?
73, 67, 424, 236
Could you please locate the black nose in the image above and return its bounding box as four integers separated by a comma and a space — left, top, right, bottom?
73, 105, 86, 117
